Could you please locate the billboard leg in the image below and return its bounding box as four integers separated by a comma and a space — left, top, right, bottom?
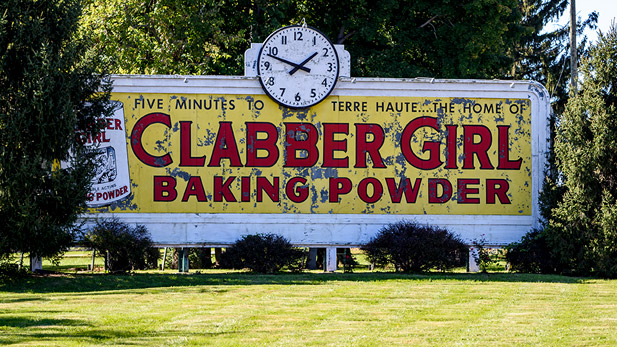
468, 247, 479, 272
307, 248, 317, 269
178, 248, 190, 273
325, 247, 337, 272
214, 248, 222, 267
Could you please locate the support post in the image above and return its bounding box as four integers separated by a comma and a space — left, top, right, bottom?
214, 247, 223, 267
161, 247, 168, 270
325, 247, 337, 272
570, 0, 578, 93
178, 248, 190, 272
202, 247, 213, 269
307, 248, 318, 269
30, 254, 42, 272
468, 247, 480, 273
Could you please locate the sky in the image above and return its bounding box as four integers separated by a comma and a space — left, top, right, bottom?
549, 0, 617, 43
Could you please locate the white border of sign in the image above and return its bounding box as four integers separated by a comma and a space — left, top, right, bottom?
85, 75, 549, 247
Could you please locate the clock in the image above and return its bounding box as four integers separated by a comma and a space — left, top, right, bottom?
257, 25, 340, 109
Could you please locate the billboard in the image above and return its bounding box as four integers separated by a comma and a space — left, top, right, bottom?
87, 76, 548, 246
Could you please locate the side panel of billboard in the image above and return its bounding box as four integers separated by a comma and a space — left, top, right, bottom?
86, 76, 548, 246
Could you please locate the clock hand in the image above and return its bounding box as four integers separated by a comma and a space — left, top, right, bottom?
289, 52, 318, 75
266, 54, 311, 73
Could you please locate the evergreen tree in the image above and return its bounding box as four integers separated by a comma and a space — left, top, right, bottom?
550, 24, 617, 276
0, 0, 113, 263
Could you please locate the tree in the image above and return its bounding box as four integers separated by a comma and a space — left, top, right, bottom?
549, 24, 617, 277
82, 0, 524, 79
505, 0, 597, 237
0, 0, 113, 264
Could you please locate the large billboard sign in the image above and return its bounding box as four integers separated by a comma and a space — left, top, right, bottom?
87, 76, 548, 247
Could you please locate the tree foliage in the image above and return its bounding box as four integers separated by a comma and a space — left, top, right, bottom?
548, 24, 617, 277
82, 0, 525, 78
0, 0, 113, 261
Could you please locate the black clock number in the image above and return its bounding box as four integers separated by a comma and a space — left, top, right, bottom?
327, 63, 333, 72
280, 88, 286, 96
322, 78, 328, 87
281, 36, 287, 45
311, 89, 316, 98
294, 31, 303, 41
266, 77, 275, 86
263, 61, 271, 70
313, 36, 316, 46
295, 93, 301, 102
268, 46, 278, 56
322, 48, 329, 57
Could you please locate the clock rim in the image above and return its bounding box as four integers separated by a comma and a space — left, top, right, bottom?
257, 25, 340, 109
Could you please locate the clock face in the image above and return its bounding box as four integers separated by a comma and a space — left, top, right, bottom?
258, 25, 339, 109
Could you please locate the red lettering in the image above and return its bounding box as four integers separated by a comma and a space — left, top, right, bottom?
154, 176, 177, 201
385, 177, 421, 203
497, 125, 522, 170
241, 176, 251, 202
208, 122, 242, 167
214, 176, 237, 202
458, 178, 480, 203
323, 123, 349, 167
329, 177, 352, 203
401, 117, 442, 170
284, 123, 319, 167
257, 176, 279, 202
115, 119, 122, 130
487, 179, 511, 204
463, 125, 494, 169
131, 113, 173, 167
246, 122, 279, 167
179, 121, 206, 166
445, 125, 458, 169
286, 177, 309, 203
355, 124, 386, 168
428, 178, 452, 203
358, 177, 383, 203
182, 176, 207, 202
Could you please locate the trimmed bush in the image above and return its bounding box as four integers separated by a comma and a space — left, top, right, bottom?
362, 220, 467, 273
82, 218, 159, 273
219, 234, 305, 273
506, 228, 556, 274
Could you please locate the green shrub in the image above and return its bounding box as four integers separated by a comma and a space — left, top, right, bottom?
506, 228, 556, 274
189, 248, 213, 269
0, 261, 28, 284
219, 234, 305, 273
472, 234, 494, 273
362, 220, 467, 273
82, 218, 159, 273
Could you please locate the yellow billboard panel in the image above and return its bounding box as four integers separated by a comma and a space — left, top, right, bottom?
92, 93, 531, 215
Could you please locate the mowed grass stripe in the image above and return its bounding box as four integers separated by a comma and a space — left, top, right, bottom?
1, 273, 617, 346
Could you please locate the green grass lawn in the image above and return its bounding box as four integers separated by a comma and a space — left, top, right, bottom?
1, 253, 617, 346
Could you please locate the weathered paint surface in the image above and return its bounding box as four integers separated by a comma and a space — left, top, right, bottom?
92, 94, 531, 216
86, 76, 548, 246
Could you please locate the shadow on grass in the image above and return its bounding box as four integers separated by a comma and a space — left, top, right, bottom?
0, 270, 591, 294
0, 316, 90, 328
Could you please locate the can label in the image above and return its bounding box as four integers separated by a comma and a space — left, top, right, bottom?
86, 101, 131, 207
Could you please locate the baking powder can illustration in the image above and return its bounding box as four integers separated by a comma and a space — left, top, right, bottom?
86, 100, 131, 207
